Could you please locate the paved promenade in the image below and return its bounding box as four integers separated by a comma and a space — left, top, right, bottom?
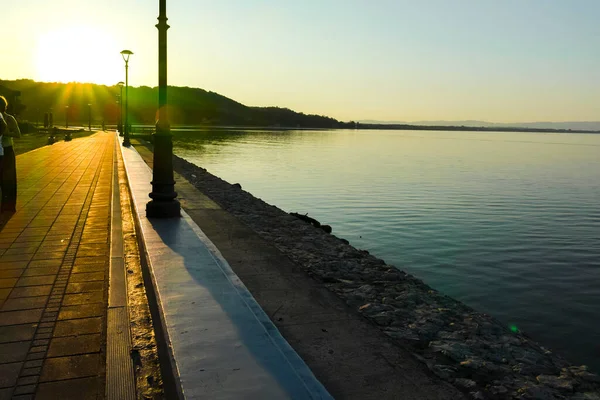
0, 132, 114, 399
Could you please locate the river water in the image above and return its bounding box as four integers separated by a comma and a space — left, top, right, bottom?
172, 128, 600, 371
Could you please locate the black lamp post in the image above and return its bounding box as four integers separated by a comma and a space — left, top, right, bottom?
146, 0, 180, 218
120, 50, 133, 146
88, 104, 92, 131
117, 81, 124, 136
65, 105, 69, 128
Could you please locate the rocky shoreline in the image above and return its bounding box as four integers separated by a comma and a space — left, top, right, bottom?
172, 154, 600, 400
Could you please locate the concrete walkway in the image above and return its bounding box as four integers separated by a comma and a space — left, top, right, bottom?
120, 137, 332, 399
0, 132, 115, 399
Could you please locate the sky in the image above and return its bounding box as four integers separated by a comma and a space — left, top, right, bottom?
2, 0, 600, 122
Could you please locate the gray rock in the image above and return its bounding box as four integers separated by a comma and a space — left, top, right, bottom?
371, 312, 393, 326
454, 378, 477, 389
490, 385, 509, 395
568, 366, 600, 384
536, 375, 573, 391
571, 393, 600, 400
383, 327, 420, 342
430, 341, 472, 362
517, 385, 562, 400
470, 392, 486, 400
431, 364, 458, 380
352, 284, 376, 300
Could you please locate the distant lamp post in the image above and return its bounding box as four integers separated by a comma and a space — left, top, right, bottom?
120, 50, 133, 146
88, 104, 92, 131
117, 81, 124, 136
65, 105, 69, 128
146, 0, 180, 218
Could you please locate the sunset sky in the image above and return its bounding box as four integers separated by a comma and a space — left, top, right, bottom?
3, 0, 600, 122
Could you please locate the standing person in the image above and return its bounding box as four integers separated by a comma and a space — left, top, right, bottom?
0, 96, 20, 213
0, 111, 5, 137
0, 112, 5, 211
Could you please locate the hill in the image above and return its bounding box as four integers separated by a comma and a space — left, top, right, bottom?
2, 79, 597, 133
0, 79, 350, 129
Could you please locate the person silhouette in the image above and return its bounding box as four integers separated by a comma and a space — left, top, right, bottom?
0, 96, 21, 213
0, 111, 5, 212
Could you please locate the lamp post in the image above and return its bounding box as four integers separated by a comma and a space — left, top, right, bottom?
88, 104, 92, 131
116, 97, 121, 134
146, 0, 180, 217
120, 50, 133, 146
65, 105, 69, 128
117, 81, 124, 136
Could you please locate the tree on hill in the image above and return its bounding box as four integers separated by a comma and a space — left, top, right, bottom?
0, 79, 347, 129
0, 84, 26, 115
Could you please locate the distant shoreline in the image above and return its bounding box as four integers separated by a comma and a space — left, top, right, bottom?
354, 123, 600, 134
128, 124, 600, 134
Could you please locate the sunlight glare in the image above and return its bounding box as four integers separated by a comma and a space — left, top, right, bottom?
35, 25, 121, 85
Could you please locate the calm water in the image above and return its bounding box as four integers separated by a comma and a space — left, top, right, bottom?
173, 128, 600, 371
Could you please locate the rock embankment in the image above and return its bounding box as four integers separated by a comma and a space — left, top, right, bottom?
172, 154, 600, 400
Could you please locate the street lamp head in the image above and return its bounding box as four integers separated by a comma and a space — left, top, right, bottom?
121, 50, 133, 63
117, 81, 125, 87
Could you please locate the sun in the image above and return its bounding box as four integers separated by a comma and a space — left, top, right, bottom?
35, 25, 122, 85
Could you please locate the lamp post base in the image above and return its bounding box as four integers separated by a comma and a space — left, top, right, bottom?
122, 138, 131, 147
146, 198, 181, 218
146, 128, 180, 218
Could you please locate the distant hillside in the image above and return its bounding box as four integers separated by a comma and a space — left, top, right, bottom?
0, 79, 351, 129
360, 119, 600, 132
3, 79, 596, 132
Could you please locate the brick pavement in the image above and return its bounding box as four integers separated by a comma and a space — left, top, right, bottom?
0, 132, 114, 399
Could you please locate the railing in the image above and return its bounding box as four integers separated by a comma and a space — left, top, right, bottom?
130, 126, 156, 135
35, 125, 157, 135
